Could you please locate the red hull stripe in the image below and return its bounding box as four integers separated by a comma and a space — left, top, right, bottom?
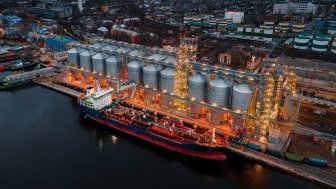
90, 116, 226, 161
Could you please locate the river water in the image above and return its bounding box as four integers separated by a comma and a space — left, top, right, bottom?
0, 85, 321, 189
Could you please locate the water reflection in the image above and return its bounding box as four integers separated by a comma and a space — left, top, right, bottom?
79, 116, 120, 150
111, 135, 118, 144
77, 114, 317, 189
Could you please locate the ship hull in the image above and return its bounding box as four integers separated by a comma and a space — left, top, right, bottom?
81, 106, 226, 161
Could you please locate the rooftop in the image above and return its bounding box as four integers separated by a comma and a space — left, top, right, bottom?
46, 36, 76, 46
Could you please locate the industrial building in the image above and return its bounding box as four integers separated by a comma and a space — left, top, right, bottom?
218, 47, 263, 71
66, 38, 296, 143
46, 36, 77, 61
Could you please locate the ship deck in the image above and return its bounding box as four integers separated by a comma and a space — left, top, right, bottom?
102, 103, 228, 147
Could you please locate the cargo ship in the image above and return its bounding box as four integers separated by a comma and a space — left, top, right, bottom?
79, 83, 228, 161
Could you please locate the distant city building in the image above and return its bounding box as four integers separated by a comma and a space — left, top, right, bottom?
217, 47, 262, 71
327, 20, 336, 35
273, 2, 317, 15
218, 52, 231, 65
0, 15, 23, 36
26, 0, 72, 19
292, 16, 307, 33
291, 15, 306, 24
273, 3, 290, 15
111, 25, 141, 44
224, 12, 244, 24
3, 15, 22, 27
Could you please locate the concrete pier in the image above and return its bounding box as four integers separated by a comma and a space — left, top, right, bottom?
33, 78, 84, 98
227, 144, 336, 188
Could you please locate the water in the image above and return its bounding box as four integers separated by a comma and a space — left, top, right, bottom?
0, 86, 322, 189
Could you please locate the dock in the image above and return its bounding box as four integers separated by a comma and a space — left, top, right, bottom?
33, 78, 84, 98
227, 144, 336, 188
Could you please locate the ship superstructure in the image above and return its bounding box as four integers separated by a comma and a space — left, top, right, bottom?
79, 84, 113, 110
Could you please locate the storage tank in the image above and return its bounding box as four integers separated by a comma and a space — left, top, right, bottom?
294, 36, 310, 50
106, 56, 121, 78
160, 68, 176, 109
117, 46, 132, 54
253, 28, 261, 39
102, 44, 118, 52
90, 42, 104, 49
148, 53, 166, 62
92, 53, 106, 76
67, 47, 80, 68
263, 29, 273, 41
79, 50, 93, 72
129, 49, 144, 57
160, 68, 176, 93
188, 73, 207, 116
208, 78, 232, 124
332, 39, 336, 54
245, 27, 252, 35
209, 78, 232, 107
232, 83, 253, 112
312, 35, 331, 52
189, 73, 206, 101
163, 56, 177, 64
127, 60, 142, 84
143, 64, 162, 90
237, 27, 244, 35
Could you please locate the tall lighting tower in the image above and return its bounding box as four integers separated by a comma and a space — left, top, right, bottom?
173, 36, 198, 112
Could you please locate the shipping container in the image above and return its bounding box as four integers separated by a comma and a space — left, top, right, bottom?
285, 152, 304, 162
307, 157, 328, 167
